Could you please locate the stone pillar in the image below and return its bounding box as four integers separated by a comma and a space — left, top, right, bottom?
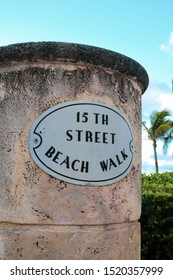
0, 42, 148, 259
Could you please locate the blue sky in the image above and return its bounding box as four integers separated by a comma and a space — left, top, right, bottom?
1, 0, 173, 173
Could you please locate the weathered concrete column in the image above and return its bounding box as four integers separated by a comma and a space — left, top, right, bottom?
0, 42, 148, 259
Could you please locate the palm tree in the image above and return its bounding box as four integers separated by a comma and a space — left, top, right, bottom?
142, 110, 173, 173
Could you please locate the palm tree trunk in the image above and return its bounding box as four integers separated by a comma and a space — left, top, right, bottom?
153, 140, 159, 173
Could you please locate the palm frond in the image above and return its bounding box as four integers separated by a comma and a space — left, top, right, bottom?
142, 121, 153, 140
155, 121, 173, 138
151, 110, 171, 134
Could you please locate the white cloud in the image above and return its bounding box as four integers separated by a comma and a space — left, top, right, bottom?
142, 81, 173, 121
160, 32, 173, 55
157, 93, 173, 112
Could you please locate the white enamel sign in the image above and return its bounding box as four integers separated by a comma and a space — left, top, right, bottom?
28, 100, 134, 186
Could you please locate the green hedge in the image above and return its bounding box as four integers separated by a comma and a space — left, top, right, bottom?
141, 172, 173, 260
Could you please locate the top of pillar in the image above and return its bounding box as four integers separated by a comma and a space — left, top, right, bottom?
0, 41, 149, 93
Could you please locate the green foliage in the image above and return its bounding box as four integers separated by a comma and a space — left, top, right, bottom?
141, 172, 173, 260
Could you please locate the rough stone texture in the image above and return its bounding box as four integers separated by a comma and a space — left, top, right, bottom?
0, 42, 148, 259
0, 42, 149, 92
0, 222, 140, 260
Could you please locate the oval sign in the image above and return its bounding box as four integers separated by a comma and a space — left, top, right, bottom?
28, 100, 134, 186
